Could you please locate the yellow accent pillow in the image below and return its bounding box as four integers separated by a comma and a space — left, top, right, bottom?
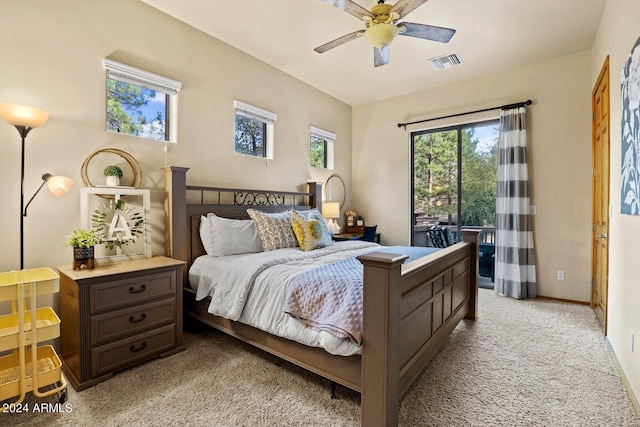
291, 210, 333, 251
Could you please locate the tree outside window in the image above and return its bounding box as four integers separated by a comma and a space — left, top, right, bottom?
106, 79, 168, 141
309, 126, 335, 169
235, 115, 267, 157
103, 59, 180, 142
310, 136, 327, 168
413, 122, 499, 228
233, 101, 276, 159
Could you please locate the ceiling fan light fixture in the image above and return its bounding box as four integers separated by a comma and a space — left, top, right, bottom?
364, 23, 399, 48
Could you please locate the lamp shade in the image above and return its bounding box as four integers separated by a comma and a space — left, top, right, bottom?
0, 102, 49, 128
322, 202, 340, 219
364, 23, 400, 48
45, 175, 74, 197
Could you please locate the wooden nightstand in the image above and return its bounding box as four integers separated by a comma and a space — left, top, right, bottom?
57, 256, 185, 391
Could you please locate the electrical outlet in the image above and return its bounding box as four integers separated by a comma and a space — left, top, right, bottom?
556, 270, 565, 280
529, 205, 537, 215
630, 332, 635, 353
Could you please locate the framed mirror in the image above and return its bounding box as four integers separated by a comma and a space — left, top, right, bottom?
324, 174, 346, 208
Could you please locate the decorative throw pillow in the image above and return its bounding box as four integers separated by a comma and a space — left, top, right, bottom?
247, 209, 298, 251
291, 210, 333, 251
199, 213, 262, 257
293, 208, 333, 239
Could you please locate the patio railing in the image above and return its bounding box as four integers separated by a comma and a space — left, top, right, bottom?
413, 225, 496, 280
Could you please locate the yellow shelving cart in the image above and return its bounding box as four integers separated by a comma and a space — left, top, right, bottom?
0, 268, 67, 409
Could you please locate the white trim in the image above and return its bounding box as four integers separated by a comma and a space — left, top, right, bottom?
310, 126, 336, 141
104, 58, 182, 95
234, 100, 278, 123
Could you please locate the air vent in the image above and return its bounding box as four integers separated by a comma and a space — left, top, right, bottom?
429, 53, 463, 70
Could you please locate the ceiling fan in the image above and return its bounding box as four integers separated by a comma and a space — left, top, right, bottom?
315, 0, 456, 67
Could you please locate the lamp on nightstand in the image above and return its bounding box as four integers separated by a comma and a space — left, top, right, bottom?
322, 202, 341, 235
0, 102, 74, 270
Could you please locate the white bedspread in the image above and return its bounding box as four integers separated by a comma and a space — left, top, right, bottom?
188, 240, 380, 356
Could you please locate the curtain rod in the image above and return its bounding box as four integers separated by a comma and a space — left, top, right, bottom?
397, 99, 533, 130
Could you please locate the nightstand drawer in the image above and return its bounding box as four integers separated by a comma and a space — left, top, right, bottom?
90, 271, 176, 314
58, 256, 185, 390
90, 298, 176, 346
91, 323, 176, 377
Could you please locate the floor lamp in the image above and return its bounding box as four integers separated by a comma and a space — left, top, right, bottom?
0, 102, 73, 270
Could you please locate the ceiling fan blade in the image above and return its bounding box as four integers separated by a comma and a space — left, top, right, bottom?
321, 0, 374, 20
374, 46, 389, 67
398, 22, 456, 43
389, 0, 429, 18
314, 30, 365, 53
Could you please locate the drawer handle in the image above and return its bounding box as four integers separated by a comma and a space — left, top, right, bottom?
129, 284, 146, 294
129, 313, 147, 323
130, 342, 147, 353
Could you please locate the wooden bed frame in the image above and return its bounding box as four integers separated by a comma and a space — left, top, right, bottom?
163, 166, 479, 426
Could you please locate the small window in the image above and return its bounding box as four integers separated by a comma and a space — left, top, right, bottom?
310, 126, 336, 169
234, 100, 277, 159
104, 59, 181, 142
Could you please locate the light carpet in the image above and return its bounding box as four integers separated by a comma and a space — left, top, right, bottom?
3, 289, 639, 426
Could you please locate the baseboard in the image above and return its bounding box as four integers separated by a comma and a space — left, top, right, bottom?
536, 294, 590, 306
605, 337, 640, 418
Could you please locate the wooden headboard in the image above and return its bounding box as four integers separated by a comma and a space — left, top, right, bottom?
163, 166, 323, 274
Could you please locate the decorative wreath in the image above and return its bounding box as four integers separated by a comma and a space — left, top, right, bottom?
91, 199, 145, 250
80, 148, 142, 198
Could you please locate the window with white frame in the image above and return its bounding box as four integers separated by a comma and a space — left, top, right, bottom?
310, 126, 335, 169
234, 100, 277, 159
104, 59, 182, 142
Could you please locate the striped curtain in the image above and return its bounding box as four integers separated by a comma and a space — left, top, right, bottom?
495, 107, 537, 299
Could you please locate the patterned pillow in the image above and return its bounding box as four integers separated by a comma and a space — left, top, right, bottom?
291, 210, 333, 251
247, 209, 298, 251
293, 209, 333, 239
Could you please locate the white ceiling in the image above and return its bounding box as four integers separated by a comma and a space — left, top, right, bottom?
140, 0, 606, 106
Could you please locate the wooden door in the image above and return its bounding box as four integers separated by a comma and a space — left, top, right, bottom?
591, 57, 610, 333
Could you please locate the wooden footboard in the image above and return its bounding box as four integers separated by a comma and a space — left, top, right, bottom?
162, 166, 478, 427
358, 230, 478, 426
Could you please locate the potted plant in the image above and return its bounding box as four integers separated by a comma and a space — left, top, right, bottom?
64, 229, 101, 269
103, 165, 123, 186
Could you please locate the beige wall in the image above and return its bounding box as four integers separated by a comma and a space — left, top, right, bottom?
353, 51, 593, 302
0, 0, 352, 276
592, 0, 640, 406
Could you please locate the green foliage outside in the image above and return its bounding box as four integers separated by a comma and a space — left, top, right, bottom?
106, 79, 166, 141
414, 129, 458, 223
461, 128, 499, 226
413, 126, 498, 227
235, 115, 266, 157
310, 136, 326, 168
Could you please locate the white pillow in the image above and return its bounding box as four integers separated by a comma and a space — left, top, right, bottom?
199, 213, 262, 257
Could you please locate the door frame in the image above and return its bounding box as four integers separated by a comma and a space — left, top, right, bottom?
591, 56, 610, 334
409, 119, 498, 245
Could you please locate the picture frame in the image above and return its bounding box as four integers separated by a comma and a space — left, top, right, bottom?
621, 36, 640, 215
80, 187, 151, 263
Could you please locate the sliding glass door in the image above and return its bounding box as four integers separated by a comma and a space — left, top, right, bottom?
411, 120, 499, 279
